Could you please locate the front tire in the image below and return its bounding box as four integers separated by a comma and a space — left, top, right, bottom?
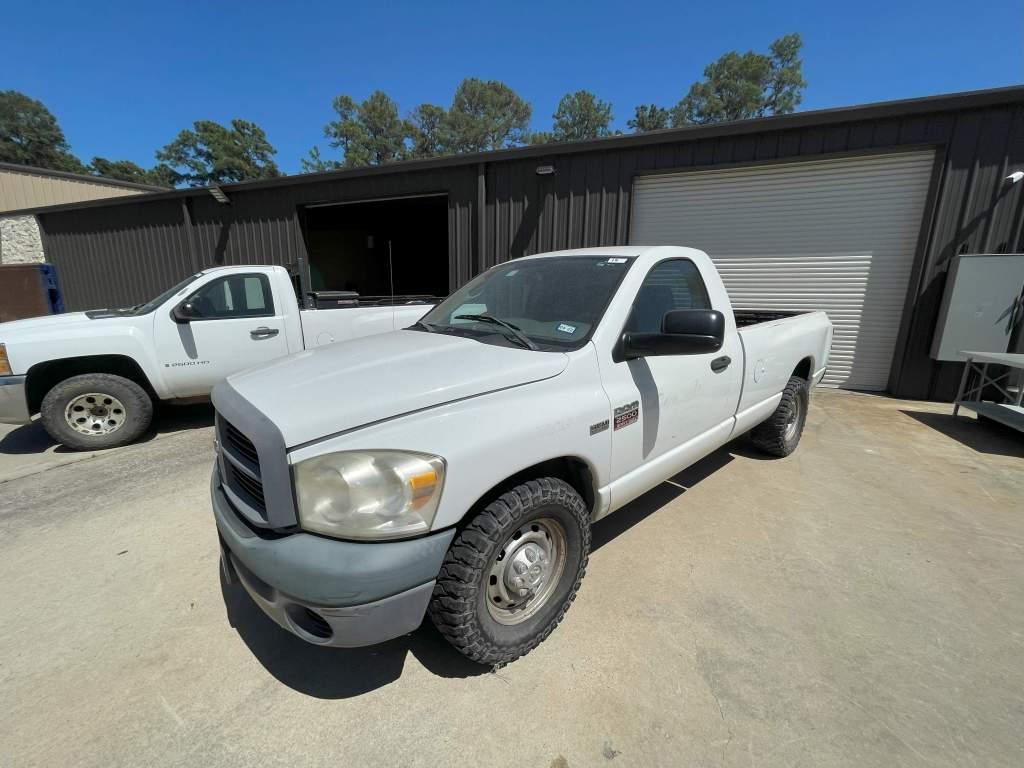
40, 373, 153, 451
429, 478, 591, 665
749, 375, 809, 457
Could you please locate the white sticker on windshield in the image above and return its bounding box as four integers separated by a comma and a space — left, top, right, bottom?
606, 258, 627, 264
557, 323, 577, 334
504, 269, 519, 276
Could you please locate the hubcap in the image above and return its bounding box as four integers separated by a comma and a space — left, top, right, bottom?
784, 395, 801, 441
64, 393, 127, 436
486, 517, 567, 625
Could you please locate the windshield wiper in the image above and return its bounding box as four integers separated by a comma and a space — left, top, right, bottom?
409, 320, 438, 332
453, 314, 539, 350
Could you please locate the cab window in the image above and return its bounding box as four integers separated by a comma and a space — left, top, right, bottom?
184, 274, 274, 319
625, 259, 710, 333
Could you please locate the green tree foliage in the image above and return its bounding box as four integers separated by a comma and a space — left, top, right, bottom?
319, 91, 411, 168
408, 103, 449, 158
443, 78, 532, 153
671, 33, 806, 125
300, 145, 343, 173
156, 119, 281, 186
552, 90, 614, 142
89, 157, 174, 187
628, 104, 671, 132
0, 90, 86, 172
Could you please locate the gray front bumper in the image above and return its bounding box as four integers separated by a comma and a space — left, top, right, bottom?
0, 375, 30, 425
212, 471, 455, 648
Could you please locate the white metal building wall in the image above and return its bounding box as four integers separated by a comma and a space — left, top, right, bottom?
629, 151, 936, 390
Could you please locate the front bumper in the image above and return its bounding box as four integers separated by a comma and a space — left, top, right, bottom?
212, 470, 455, 648
0, 375, 30, 425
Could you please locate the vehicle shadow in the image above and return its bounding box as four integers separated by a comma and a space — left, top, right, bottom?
899, 408, 1024, 459
224, 445, 738, 699
219, 571, 488, 699
0, 403, 214, 455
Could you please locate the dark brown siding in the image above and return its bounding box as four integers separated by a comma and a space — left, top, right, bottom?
34, 91, 1024, 400
479, 104, 1024, 400
39, 165, 478, 311
39, 200, 194, 310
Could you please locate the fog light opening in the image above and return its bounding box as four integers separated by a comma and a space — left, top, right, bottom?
285, 604, 333, 641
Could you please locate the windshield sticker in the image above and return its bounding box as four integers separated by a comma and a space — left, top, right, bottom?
606, 257, 628, 264
556, 323, 577, 334
504, 269, 519, 276
613, 400, 639, 431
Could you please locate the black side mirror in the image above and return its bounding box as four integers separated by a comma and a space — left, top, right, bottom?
617, 309, 725, 361
171, 301, 201, 324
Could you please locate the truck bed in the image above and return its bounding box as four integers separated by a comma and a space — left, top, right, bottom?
734, 308, 833, 420
734, 309, 809, 328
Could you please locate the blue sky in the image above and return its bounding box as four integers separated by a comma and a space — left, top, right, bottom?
5, 0, 1022, 174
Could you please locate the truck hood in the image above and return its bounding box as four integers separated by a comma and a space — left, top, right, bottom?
224, 329, 569, 448
0, 311, 140, 338
0, 312, 93, 336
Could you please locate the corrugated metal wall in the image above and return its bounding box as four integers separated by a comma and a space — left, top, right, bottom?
40, 166, 478, 311
0, 166, 152, 212
36, 95, 1024, 400
480, 104, 1024, 399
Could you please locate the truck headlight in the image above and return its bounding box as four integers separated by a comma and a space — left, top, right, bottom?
294, 450, 446, 541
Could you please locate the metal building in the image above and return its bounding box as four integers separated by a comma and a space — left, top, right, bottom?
6, 86, 1024, 400
0, 162, 163, 213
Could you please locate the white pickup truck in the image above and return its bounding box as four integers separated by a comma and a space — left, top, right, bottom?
0, 265, 436, 449
211, 245, 832, 665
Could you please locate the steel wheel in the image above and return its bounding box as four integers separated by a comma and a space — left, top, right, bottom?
784, 392, 801, 441
485, 517, 567, 626
64, 392, 127, 436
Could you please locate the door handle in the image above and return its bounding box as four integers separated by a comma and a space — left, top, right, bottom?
710, 355, 731, 373
250, 326, 279, 339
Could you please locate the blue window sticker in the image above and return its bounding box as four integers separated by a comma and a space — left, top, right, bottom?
557, 323, 577, 334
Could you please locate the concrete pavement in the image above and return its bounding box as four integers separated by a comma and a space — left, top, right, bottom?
1, 390, 1022, 767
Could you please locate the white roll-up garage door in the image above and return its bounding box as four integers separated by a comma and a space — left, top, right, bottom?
629, 151, 935, 390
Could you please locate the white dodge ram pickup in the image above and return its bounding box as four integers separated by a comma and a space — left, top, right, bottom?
0, 265, 434, 449
211, 245, 832, 664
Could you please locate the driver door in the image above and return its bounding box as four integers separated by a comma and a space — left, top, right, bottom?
154, 272, 289, 397
598, 258, 742, 505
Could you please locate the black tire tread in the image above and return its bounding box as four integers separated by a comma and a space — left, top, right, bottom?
749, 375, 808, 458
428, 477, 590, 666
40, 373, 153, 451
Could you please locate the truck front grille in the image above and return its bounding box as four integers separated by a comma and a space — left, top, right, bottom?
227, 463, 266, 513
218, 416, 269, 524
224, 421, 260, 467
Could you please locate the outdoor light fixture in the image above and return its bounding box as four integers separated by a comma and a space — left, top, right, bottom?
209, 185, 230, 204
535, 164, 556, 176
1005, 171, 1024, 185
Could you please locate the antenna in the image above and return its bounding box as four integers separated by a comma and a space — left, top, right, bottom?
388, 240, 395, 301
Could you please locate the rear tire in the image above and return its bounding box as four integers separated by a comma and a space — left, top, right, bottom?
429, 478, 590, 666
749, 375, 808, 458
40, 373, 153, 451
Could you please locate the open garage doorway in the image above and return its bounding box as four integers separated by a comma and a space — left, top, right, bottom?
301, 194, 449, 301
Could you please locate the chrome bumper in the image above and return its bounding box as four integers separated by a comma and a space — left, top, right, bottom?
0, 376, 30, 425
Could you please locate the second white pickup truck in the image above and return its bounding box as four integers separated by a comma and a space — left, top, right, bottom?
0, 266, 436, 449
211, 245, 832, 665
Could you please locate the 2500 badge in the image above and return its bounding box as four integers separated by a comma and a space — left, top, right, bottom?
613, 400, 639, 431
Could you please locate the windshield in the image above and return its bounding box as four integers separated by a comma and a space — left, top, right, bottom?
414, 256, 634, 351
129, 273, 202, 315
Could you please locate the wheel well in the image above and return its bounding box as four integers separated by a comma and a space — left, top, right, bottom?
26, 355, 154, 414
792, 356, 813, 381
463, 457, 597, 526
